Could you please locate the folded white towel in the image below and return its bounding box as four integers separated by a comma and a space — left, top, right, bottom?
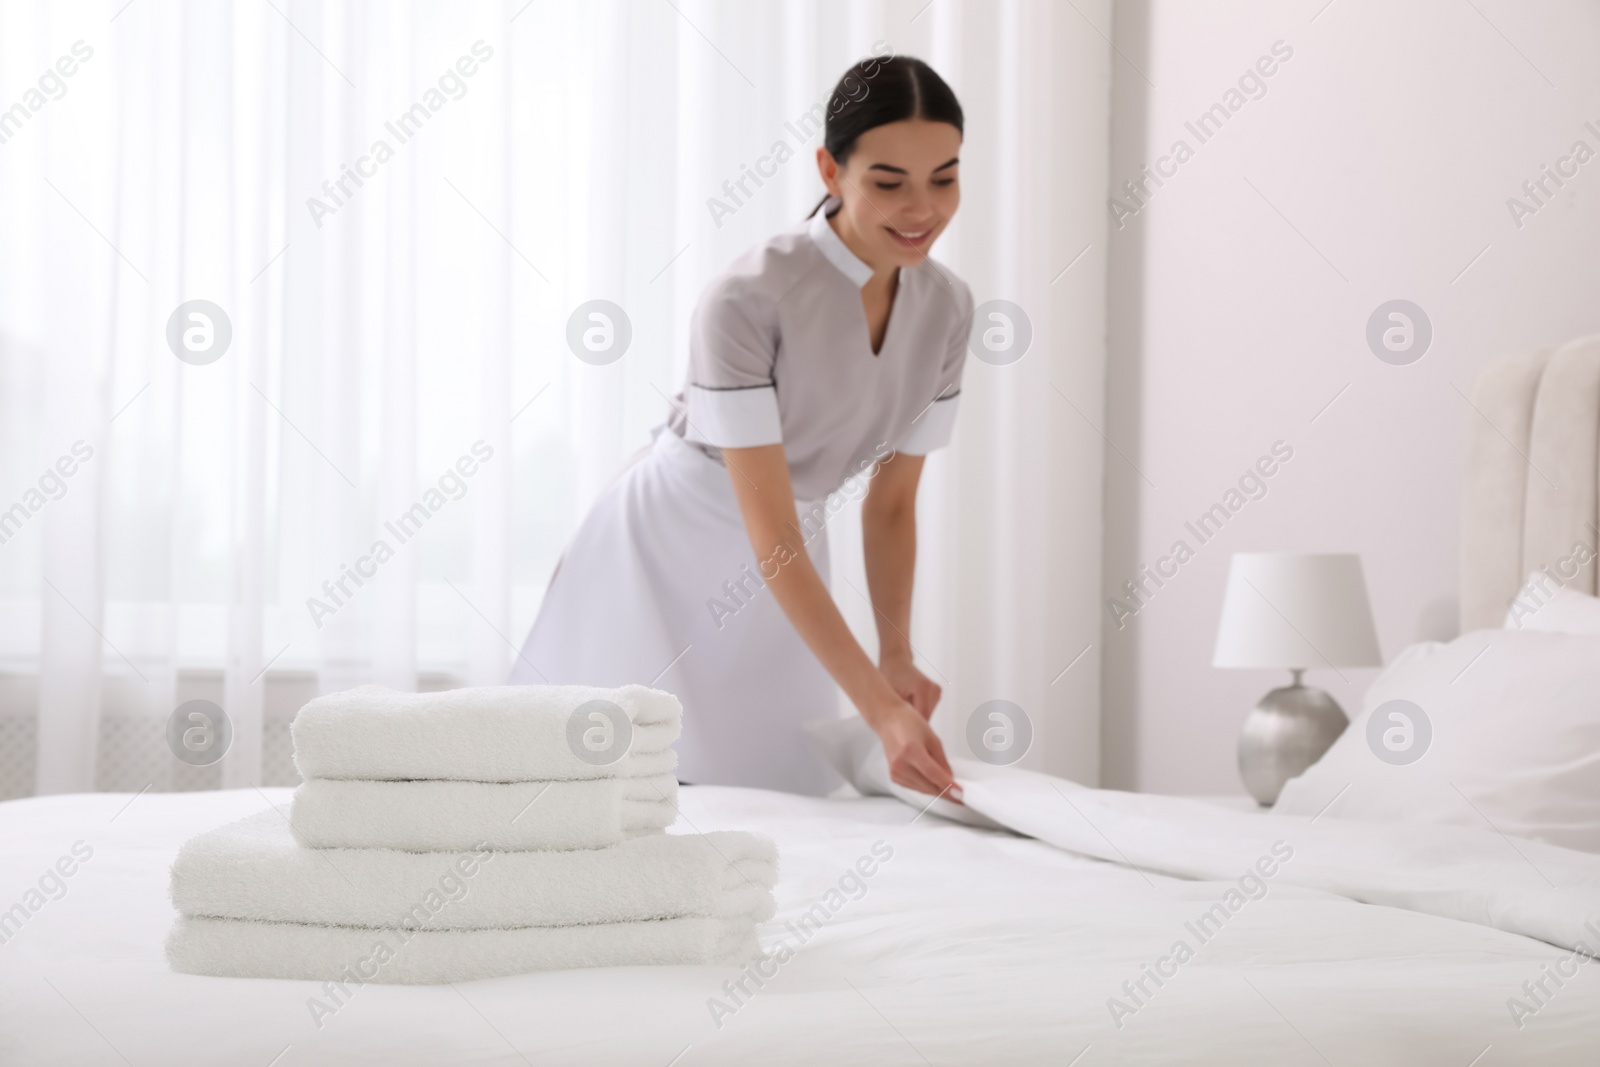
290, 775, 680, 851
291, 683, 682, 782
167, 914, 757, 983
171, 810, 777, 929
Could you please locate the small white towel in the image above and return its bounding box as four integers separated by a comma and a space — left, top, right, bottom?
166, 914, 758, 983
171, 810, 777, 929
291, 683, 682, 782
290, 775, 680, 851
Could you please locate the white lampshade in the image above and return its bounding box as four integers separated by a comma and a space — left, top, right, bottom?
1213, 553, 1382, 670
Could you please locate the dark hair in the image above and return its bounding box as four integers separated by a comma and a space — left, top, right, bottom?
808, 54, 964, 218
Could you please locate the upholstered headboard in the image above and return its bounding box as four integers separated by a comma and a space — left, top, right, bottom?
1460, 334, 1600, 631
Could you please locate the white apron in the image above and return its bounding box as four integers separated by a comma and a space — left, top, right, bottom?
509, 426, 841, 796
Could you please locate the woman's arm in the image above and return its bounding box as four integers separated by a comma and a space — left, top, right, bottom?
860, 452, 943, 719
720, 444, 958, 799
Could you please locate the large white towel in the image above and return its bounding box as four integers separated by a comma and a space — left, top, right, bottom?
291, 683, 682, 782
290, 775, 680, 851
166, 914, 757, 983
171, 810, 777, 929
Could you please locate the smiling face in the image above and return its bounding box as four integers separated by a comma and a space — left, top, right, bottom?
817, 118, 962, 272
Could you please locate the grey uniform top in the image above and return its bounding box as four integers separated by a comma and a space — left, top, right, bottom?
667, 194, 975, 503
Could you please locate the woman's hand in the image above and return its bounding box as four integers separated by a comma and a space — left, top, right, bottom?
880, 654, 941, 721
865, 697, 962, 803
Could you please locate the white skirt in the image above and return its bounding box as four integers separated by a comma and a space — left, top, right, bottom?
510, 427, 842, 796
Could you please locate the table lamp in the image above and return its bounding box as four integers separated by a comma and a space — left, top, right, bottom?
1213, 552, 1382, 805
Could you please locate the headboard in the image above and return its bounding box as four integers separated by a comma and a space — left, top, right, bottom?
1460, 334, 1600, 631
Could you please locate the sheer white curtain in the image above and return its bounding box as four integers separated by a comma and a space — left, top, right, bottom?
0, 0, 1109, 798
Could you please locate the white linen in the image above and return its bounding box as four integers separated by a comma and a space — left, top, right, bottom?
810, 714, 1600, 952
958, 766, 1600, 955
290, 683, 681, 782
1274, 628, 1600, 852
5, 787, 1599, 1065
167, 915, 758, 985
170, 810, 776, 930
289, 775, 679, 851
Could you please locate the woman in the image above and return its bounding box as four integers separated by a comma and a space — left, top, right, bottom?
512, 55, 973, 800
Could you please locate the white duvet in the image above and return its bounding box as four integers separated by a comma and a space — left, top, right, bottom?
959, 762, 1600, 956
3, 777, 1598, 1065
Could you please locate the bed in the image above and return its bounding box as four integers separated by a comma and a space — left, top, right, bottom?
4, 340, 1600, 1065
4, 780, 1598, 1066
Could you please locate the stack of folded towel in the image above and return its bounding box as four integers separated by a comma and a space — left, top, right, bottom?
165, 683, 779, 984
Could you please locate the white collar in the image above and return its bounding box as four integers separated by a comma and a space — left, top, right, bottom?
807, 196, 875, 289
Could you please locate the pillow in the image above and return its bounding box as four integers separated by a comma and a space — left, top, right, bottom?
801, 714, 1007, 830
1503, 573, 1600, 635
1273, 628, 1600, 852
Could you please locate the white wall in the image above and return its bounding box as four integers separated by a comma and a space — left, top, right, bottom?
1103, 0, 1600, 793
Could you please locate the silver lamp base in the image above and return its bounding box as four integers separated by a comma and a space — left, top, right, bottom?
1238, 670, 1348, 807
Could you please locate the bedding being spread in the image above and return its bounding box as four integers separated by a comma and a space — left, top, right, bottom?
6, 784, 1600, 1065
812, 712, 1600, 955
954, 761, 1600, 957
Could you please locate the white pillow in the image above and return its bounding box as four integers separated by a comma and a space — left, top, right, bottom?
1273, 628, 1600, 852
801, 714, 1006, 830
1503, 573, 1600, 635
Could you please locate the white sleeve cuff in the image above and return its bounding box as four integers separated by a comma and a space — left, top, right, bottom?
896, 394, 960, 454
683, 383, 783, 448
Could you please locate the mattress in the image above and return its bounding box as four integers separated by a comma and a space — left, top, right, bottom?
2, 785, 1597, 1065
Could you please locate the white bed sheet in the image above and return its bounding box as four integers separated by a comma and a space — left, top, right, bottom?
3, 785, 1598, 1065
